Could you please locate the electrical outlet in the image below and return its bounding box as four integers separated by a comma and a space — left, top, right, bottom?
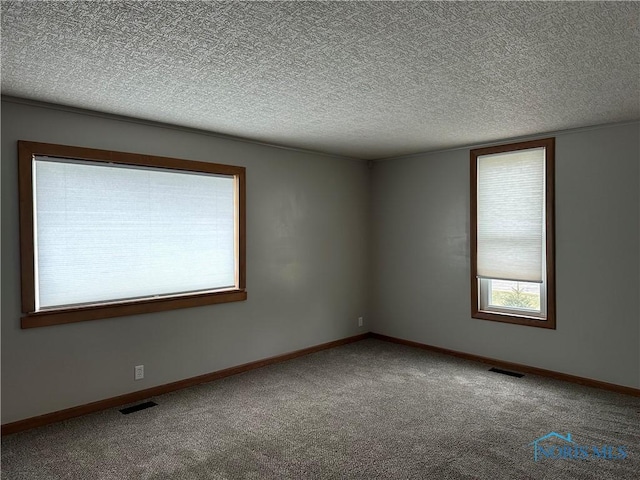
134, 365, 144, 380
358, 317, 363, 327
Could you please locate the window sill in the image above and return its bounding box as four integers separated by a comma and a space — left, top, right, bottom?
21, 289, 247, 329
472, 310, 555, 329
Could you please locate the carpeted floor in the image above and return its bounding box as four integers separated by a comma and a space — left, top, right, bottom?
2, 338, 639, 479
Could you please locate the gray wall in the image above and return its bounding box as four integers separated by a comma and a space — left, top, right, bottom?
2, 99, 639, 425
372, 122, 640, 389
1, 100, 371, 423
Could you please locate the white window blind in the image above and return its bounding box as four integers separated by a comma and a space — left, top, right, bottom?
33, 157, 237, 310
476, 147, 545, 283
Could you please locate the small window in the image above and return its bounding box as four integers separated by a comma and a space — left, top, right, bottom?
470, 138, 555, 328
18, 141, 246, 328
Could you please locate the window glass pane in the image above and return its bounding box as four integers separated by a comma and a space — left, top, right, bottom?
489, 280, 540, 311
34, 157, 236, 309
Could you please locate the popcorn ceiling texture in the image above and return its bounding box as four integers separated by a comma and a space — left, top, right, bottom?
1, 1, 638, 159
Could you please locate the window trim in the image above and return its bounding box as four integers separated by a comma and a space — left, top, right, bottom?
18, 141, 247, 329
470, 137, 555, 329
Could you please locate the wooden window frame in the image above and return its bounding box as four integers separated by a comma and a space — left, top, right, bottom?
470, 137, 556, 329
18, 141, 247, 329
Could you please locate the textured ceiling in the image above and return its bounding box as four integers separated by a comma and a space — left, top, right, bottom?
2, 1, 639, 160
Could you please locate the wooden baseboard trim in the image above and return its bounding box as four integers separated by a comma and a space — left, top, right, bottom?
370, 332, 640, 397
6, 331, 636, 435
1, 333, 369, 436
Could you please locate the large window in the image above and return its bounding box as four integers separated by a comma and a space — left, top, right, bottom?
470, 138, 555, 328
19, 141, 246, 328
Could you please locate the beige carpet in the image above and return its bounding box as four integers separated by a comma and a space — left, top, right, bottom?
2, 339, 639, 479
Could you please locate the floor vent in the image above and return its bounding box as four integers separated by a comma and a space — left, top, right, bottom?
489, 367, 524, 378
120, 401, 158, 415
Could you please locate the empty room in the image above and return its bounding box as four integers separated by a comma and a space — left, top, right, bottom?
1, 1, 639, 479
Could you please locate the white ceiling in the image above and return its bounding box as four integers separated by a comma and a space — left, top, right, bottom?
2, 1, 638, 160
